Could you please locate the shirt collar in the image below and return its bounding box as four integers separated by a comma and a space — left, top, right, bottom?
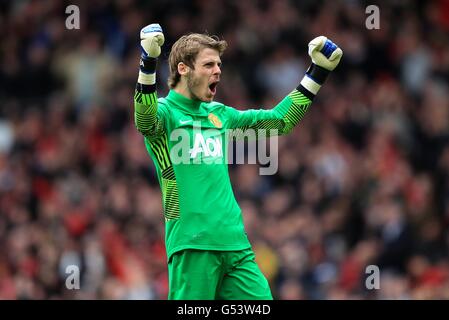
167, 89, 203, 112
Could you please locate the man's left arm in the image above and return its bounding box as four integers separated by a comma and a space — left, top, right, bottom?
227, 36, 342, 138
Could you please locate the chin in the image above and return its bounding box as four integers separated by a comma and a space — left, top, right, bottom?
201, 94, 214, 102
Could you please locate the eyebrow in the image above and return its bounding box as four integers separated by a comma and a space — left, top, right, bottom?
202, 60, 221, 65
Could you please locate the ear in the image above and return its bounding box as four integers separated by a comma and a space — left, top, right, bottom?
177, 62, 190, 76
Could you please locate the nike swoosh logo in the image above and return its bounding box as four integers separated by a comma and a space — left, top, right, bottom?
179, 120, 192, 125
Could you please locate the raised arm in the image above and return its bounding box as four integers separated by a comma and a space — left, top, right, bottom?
133, 23, 167, 139
227, 36, 343, 139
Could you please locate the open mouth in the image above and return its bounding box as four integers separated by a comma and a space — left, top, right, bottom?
209, 81, 219, 95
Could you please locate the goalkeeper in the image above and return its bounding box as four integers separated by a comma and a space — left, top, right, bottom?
133, 23, 342, 300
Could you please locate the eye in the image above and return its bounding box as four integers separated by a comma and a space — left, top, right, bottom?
204, 62, 221, 68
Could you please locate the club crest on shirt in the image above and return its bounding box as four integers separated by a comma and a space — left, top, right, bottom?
208, 113, 222, 128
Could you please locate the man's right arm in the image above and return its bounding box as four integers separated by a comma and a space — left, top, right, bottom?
134, 24, 166, 139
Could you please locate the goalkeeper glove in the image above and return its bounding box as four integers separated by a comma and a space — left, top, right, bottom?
140, 23, 165, 59
138, 23, 165, 85
299, 36, 343, 97
308, 36, 343, 71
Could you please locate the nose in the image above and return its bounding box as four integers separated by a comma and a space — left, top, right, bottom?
214, 64, 221, 75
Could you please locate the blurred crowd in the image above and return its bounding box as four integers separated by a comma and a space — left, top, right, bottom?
1, 0, 449, 299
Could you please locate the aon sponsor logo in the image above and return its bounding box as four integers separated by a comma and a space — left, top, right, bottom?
189, 133, 222, 159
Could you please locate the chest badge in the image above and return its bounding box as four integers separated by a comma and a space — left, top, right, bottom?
208, 113, 222, 128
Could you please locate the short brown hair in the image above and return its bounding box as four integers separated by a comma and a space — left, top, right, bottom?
168, 33, 227, 89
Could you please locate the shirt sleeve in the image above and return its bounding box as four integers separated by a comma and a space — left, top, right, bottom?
225, 89, 312, 140
133, 86, 168, 140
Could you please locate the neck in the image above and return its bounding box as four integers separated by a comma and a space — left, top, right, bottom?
174, 83, 195, 101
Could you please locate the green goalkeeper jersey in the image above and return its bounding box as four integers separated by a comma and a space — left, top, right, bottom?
134, 88, 312, 260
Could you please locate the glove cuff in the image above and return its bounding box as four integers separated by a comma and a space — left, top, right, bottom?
136, 82, 156, 94
138, 72, 156, 85
296, 63, 331, 99
305, 63, 330, 85
140, 56, 157, 74
297, 76, 320, 99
